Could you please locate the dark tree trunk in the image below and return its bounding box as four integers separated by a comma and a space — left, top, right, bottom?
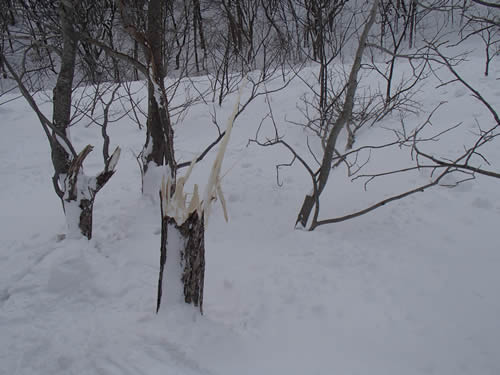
157, 210, 205, 314
51, 0, 94, 238
178, 212, 205, 310
79, 199, 93, 239
140, 0, 176, 181
193, 0, 206, 70
51, 1, 77, 179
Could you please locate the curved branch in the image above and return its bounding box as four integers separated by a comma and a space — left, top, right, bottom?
470, 0, 500, 9
311, 168, 451, 230
177, 131, 226, 170
2, 53, 77, 158
416, 149, 500, 179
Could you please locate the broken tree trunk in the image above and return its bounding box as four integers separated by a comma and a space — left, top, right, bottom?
157, 196, 205, 313
63, 145, 121, 239
155, 75, 244, 314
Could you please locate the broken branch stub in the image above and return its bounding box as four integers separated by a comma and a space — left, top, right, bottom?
159, 78, 246, 225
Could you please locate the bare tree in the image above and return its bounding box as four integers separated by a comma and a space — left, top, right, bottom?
460, 3, 499, 76
2, 0, 121, 239
251, 0, 500, 231
292, 0, 380, 229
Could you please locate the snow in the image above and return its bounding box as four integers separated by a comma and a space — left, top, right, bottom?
55, 133, 73, 157
1, 53, 500, 375
107, 147, 121, 173
63, 199, 83, 239
162, 223, 185, 308
142, 162, 171, 201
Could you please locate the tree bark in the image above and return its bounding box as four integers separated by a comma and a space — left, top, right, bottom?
178, 212, 205, 311
139, 0, 176, 189
51, 0, 77, 182
157, 211, 205, 314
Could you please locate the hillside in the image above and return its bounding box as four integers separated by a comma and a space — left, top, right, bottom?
1, 54, 499, 375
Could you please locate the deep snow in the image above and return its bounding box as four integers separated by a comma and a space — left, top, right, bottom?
1, 53, 500, 375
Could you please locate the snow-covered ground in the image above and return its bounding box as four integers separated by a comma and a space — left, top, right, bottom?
1, 53, 499, 375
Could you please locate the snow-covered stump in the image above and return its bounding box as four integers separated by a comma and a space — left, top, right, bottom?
62, 144, 121, 240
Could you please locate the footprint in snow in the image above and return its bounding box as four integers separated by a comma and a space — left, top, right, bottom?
228, 193, 240, 203
454, 88, 467, 98
311, 304, 327, 315
472, 197, 491, 210
0, 288, 10, 303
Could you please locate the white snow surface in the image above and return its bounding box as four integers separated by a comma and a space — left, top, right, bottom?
1, 55, 500, 375
142, 162, 171, 201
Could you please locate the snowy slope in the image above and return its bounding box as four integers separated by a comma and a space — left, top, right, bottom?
1, 54, 500, 375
